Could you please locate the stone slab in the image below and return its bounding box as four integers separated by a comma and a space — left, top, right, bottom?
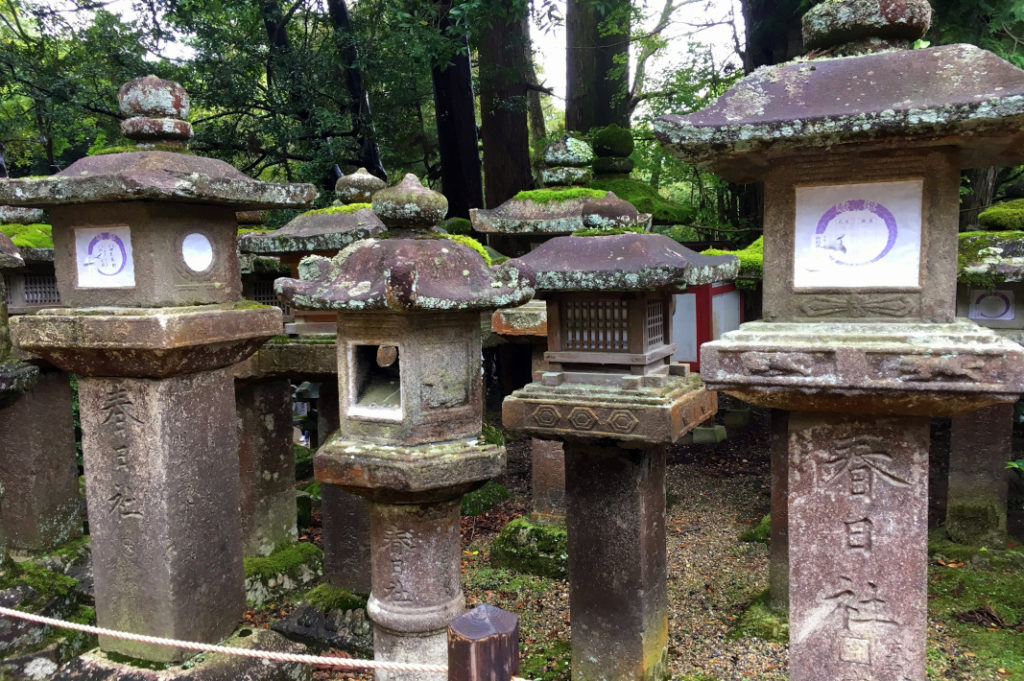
787, 412, 929, 681
529, 439, 566, 524
322, 485, 372, 594
946, 402, 1012, 546
701, 320, 1024, 415
78, 369, 245, 662
232, 338, 336, 381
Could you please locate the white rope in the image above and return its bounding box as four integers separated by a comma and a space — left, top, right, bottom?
0, 606, 533, 680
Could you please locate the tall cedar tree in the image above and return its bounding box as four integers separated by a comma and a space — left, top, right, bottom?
565, 0, 631, 133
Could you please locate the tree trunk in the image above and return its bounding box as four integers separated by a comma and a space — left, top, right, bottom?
326, 0, 387, 180
961, 167, 999, 230
431, 1, 483, 219
478, 3, 534, 207
565, 0, 630, 133
740, 0, 805, 73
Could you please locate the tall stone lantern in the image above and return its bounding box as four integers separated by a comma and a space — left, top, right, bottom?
275, 174, 535, 680
0, 76, 316, 664
654, 2, 1024, 679
502, 232, 738, 681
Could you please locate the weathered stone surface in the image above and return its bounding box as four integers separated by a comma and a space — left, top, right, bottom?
654, 44, 1024, 181
11, 303, 281, 378
119, 75, 190, 119
0, 362, 37, 406
802, 0, 931, 53
336, 168, 386, 205
78, 369, 245, 662
946, 402, 1011, 546
543, 136, 593, 167
0, 206, 45, 226
367, 498, 462, 681
540, 166, 593, 187
275, 239, 534, 313
701, 320, 1024, 415
232, 337, 337, 381
272, 603, 373, 657
769, 410, 789, 612
372, 174, 448, 229
565, 443, 668, 681
530, 439, 566, 524
490, 299, 547, 338
55, 628, 310, 681
0, 231, 24, 269
580, 193, 640, 230
787, 412, 929, 681
503, 371, 716, 445
513, 233, 738, 292
238, 207, 383, 255
0, 369, 81, 551
236, 378, 297, 557
322, 485, 372, 594
471, 193, 652, 237
121, 117, 193, 143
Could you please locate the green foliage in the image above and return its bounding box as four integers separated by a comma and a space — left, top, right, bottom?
481, 422, 505, 446
586, 177, 693, 225
303, 203, 372, 217
301, 480, 322, 501
0, 223, 53, 249
703, 237, 764, 282
740, 514, 771, 544
491, 517, 568, 579
442, 233, 491, 265
978, 199, 1024, 230
512, 188, 607, 203
303, 583, 368, 611
243, 542, 323, 581
730, 590, 788, 642
461, 481, 510, 516
927, 0, 1024, 69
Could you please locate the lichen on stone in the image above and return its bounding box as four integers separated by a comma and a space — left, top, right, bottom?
957, 230, 1024, 287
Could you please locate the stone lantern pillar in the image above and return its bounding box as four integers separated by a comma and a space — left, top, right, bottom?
275, 174, 535, 681
0, 76, 316, 665
502, 233, 738, 681
654, 2, 1024, 679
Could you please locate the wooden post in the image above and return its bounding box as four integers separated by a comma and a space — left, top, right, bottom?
447, 604, 519, 681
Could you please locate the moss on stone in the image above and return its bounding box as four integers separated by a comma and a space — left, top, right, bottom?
243, 541, 323, 582
740, 513, 771, 544
238, 227, 273, 236
704, 236, 764, 282
729, 590, 788, 642
571, 225, 646, 237
0, 223, 53, 249
520, 638, 571, 681
443, 217, 473, 235
303, 203, 372, 217
513, 188, 607, 203
249, 256, 290, 275
294, 443, 314, 479
87, 144, 194, 156
590, 124, 634, 157
945, 502, 1004, 547
461, 481, 510, 516
0, 559, 78, 611
586, 178, 693, 225
979, 199, 1024, 230
442, 234, 491, 265
491, 517, 568, 580
956, 230, 1024, 288
232, 299, 274, 310
303, 583, 368, 611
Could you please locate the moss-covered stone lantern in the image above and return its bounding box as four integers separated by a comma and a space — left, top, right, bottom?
654, 2, 1024, 679
502, 232, 738, 681
275, 174, 534, 681
0, 234, 35, 407
0, 75, 316, 670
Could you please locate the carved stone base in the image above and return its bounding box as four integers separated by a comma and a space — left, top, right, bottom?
701, 320, 1024, 415
503, 372, 716, 445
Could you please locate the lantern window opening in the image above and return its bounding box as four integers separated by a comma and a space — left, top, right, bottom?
2, 272, 12, 305
348, 342, 403, 422
646, 297, 665, 347
563, 297, 630, 352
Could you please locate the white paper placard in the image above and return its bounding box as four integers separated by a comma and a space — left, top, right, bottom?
968, 288, 1015, 321
794, 180, 923, 289
75, 226, 135, 288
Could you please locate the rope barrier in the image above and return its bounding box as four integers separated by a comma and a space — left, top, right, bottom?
0, 606, 533, 681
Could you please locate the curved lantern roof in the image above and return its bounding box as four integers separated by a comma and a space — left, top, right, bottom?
653, 43, 1024, 183
510, 232, 739, 293
239, 206, 384, 255
0, 232, 24, 270
0, 76, 315, 210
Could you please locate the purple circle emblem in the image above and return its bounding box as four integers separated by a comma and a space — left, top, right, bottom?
87, 232, 128, 276
814, 199, 898, 266
974, 291, 1011, 319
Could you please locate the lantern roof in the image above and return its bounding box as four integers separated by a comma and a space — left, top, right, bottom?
511, 232, 739, 293
0, 232, 23, 269
239, 205, 384, 255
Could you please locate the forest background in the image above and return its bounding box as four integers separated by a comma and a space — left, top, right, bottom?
1, 0, 1022, 241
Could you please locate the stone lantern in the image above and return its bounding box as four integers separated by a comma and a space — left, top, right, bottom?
654, 2, 1024, 679
275, 174, 535, 680
0, 75, 316, 667
502, 232, 737, 681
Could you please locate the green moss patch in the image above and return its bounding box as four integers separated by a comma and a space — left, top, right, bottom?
740, 514, 771, 544
442, 233, 491, 265
704, 236, 764, 284
513, 188, 607, 203
491, 517, 568, 579
927, 543, 1024, 678
0, 223, 53, 249
303, 203, 372, 217
979, 199, 1024, 230
520, 638, 571, 681
443, 217, 472, 235
238, 227, 273, 236
461, 481, 511, 516
294, 443, 314, 479
586, 178, 693, 225
303, 583, 368, 611
571, 225, 646, 237
0, 560, 78, 611
957, 230, 1024, 288
730, 590, 788, 642
590, 124, 634, 157
87, 144, 194, 156
243, 541, 323, 582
